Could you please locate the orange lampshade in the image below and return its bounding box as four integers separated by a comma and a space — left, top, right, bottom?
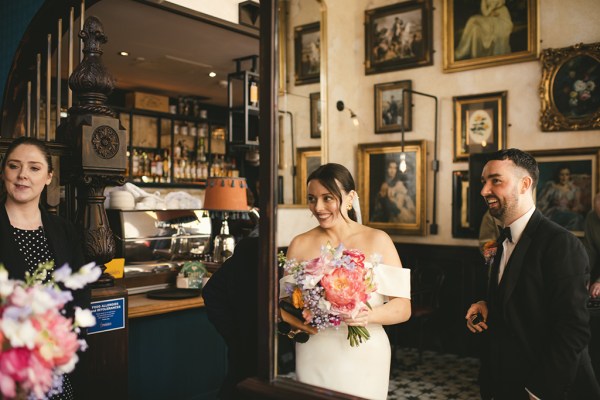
203, 177, 249, 211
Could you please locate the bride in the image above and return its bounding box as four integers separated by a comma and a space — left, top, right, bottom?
284, 163, 411, 399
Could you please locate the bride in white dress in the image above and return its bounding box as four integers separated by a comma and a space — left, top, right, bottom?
283, 163, 411, 400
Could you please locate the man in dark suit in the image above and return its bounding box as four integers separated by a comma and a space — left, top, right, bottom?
466, 148, 600, 399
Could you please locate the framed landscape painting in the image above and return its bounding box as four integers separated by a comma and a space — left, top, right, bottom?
358, 141, 427, 235
443, 0, 538, 72
295, 147, 321, 204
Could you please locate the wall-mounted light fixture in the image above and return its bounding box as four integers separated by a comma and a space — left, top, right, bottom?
336, 100, 359, 127
399, 88, 440, 235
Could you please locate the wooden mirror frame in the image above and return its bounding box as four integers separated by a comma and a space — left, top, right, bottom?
239, 1, 363, 398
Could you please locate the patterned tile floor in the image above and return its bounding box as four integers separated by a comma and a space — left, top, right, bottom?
388, 348, 481, 400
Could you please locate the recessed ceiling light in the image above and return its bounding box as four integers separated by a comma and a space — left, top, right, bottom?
208, 72, 217, 78
118, 51, 129, 57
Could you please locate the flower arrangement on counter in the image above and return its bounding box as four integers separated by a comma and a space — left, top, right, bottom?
0, 261, 101, 399
279, 243, 378, 347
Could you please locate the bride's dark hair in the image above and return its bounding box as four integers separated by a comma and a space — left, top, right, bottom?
307, 163, 357, 222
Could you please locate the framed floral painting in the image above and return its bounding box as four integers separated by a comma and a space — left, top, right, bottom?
539, 42, 600, 131
443, 0, 538, 72
453, 91, 507, 161
358, 140, 427, 235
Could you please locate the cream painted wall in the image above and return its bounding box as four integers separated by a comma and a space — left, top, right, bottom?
277, 0, 600, 247
167, 0, 259, 24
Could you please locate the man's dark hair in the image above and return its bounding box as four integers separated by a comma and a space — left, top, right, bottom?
489, 148, 539, 187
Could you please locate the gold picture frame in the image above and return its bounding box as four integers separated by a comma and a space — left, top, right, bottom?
358, 140, 427, 235
295, 147, 321, 204
539, 42, 600, 131
529, 147, 600, 237
453, 91, 507, 162
442, 0, 538, 72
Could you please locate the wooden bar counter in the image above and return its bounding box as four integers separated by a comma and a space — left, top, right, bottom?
128, 292, 205, 318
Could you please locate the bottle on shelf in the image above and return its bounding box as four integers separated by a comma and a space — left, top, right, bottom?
154, 152, 163, 183
249, 77, 258, 108
162, 149, 171, 182
132, 149, 140, 178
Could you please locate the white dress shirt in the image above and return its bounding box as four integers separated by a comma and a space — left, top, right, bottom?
499, 206, 536, 282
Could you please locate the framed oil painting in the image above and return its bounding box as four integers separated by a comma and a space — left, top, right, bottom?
365, 0, 433, 75
530, 148, 600, 237
310, 92, 321, 138
452, 170, 478, 238
358, 140, 427, 235
453, 91, 507, 161
443, 0, 538, 72
294, 22, 320, 85
374, 80, 412, 134
295, 147, 321, 204
539, 42, 600, 131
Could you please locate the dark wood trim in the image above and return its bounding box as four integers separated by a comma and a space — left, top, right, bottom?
257, 0, 276, 382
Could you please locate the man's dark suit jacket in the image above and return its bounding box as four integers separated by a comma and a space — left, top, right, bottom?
481, 209, 600, 399
203, 235, 259, 400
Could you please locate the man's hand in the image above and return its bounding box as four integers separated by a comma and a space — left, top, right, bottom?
590, 281, 600, 298
466, 301, 489, 333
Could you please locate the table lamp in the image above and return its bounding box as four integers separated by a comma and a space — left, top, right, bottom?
203, 177, 249, 262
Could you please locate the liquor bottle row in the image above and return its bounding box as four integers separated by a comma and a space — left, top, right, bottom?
128, 149, 239, 184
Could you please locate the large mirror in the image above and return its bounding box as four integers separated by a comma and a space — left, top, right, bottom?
278, 0, 324, 206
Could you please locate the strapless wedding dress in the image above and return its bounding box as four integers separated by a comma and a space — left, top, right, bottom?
294, 263, 410, 400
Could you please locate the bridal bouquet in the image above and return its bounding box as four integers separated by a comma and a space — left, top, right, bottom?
280, 243, 378, 347
0, 261, 101, 399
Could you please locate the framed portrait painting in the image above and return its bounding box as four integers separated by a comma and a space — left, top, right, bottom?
364, 0, 433, 75
294, 22, 320, 85
295, 147, 321, 204
443, 0, 538, 72
309, 92, 321, 138
530, 148, 600, 237
453, 91, 507, 161
374, 80, 412, 134
358, 140, 427, 235
539, 42, 600, 131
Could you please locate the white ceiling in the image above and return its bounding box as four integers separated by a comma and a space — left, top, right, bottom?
86, 0, 260, 106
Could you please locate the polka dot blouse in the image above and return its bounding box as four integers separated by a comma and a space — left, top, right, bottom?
12, 225, 75, 400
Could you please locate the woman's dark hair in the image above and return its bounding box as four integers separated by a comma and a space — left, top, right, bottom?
554, 164, 571, 183
306, 163, 357, 222
1, 136, 53, 173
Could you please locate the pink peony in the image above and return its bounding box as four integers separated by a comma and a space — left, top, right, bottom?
32, 310, 79, 367
342, 249, 365, 269
321, 267, 368, 314
22, 352, 54, 399
303, 257, 325, 276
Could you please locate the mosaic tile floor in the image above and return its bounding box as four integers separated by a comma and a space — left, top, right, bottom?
388, 348, 480, 400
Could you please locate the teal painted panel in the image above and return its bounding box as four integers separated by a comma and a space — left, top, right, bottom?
0, 0, 45, 110
128, 307, 228, 400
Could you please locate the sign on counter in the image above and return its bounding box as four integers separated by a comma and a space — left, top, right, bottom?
88, 297, 126, 335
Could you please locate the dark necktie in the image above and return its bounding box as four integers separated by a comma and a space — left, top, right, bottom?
489, 226, 512, 292
497, 226, 512, 245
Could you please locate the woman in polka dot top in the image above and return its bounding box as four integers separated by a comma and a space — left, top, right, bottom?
0, 137, 90, 400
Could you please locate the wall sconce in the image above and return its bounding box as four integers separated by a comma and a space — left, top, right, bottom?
399, 88, 440, 235
336, 100, 359, 127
